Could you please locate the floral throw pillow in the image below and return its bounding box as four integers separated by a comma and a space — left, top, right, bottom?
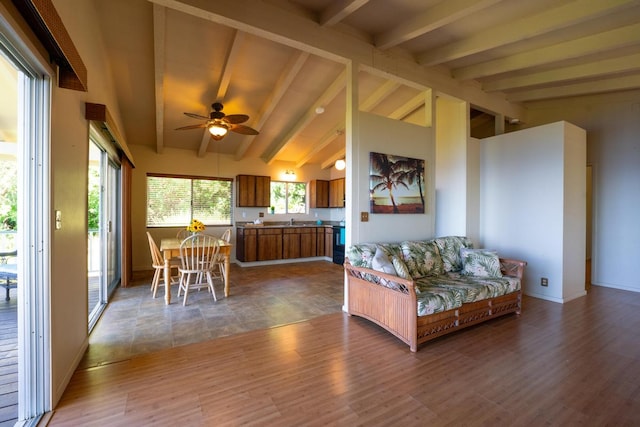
391, 256, 412, 280
434, 236, 474, 272
460, 248, 502, 278
401, 240, 444, 279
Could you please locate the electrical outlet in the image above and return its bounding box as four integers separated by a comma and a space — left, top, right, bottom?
360, 212, 369, 222
541, 277, 548, 287
259, 212, 264, 218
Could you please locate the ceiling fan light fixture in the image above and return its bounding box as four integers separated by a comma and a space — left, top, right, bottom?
335, 159, 346, 170
208, 122, 229, 139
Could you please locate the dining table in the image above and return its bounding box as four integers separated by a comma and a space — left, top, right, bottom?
159, 237, 232, 305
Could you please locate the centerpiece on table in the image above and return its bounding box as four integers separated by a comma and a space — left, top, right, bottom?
186, 219, 206, 235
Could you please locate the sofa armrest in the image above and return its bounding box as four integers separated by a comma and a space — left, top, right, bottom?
500, 258, 527, 279
344, 257, 416, 295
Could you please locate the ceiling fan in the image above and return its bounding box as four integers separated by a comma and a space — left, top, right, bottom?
175, 102, 259, 141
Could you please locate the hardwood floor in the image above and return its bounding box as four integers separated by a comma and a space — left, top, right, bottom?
51, 283, 640, 426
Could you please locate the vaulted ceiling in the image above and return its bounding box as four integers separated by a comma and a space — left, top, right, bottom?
82, 0, 640, 167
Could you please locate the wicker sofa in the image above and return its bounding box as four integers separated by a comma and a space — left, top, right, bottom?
344, 236, 526, 352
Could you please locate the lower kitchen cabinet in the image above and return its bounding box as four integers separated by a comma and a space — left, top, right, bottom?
236, 227, 257, 262
324, 227, 333, 258
257, 228, 283, 261
237, 226, 333, 262
283, 227, 317, 259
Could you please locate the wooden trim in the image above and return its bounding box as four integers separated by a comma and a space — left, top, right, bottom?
85, 103, 135, 166
147, 172, 233, 182
120, 157, 133, 287
12, 0, 87, 91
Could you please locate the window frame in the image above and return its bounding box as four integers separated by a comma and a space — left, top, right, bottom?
146, 173, 233, 227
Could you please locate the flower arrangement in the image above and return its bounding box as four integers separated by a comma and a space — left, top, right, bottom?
186, 219, 206, 233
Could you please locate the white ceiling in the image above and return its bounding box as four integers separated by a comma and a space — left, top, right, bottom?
5, 0, 640, 168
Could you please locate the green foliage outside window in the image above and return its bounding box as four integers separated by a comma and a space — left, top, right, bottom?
270, 181, 306, 214
147, 175, 233, 227
88, 166, 100, 230
0, 160, 17, 231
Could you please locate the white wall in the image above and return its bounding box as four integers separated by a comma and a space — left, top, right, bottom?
44, 0, 131, 406
350, 111, 435, 244
524, 91, 640, 293
480, 122, 586, 303
435, 96, 468, 237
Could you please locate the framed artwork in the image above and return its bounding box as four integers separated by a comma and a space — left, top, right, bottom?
369, 152, 425, 214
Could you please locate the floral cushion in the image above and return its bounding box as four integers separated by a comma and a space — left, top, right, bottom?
400, 240, 444, 279
347, 243, 403, 269
460, 248, 502, 278
415, 282, 463, 316
391, 256, 411, 280
415, 272, 520, 312
433, 236, 474, 272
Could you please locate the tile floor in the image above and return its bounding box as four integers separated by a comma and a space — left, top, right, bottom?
79, 260, 345, 369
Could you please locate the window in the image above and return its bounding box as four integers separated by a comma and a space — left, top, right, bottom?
270, 181, 306, 214
147, 174, 232, 226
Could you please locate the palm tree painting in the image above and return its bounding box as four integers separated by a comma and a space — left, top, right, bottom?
369, 152, 425, 214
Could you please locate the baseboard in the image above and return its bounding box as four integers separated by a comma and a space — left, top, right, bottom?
235, 256, 332, 267
53, 336, 89, 408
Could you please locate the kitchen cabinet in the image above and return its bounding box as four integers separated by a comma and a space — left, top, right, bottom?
237, 225, 335, 262
257, 228, 283, 261
324, 227, 333, 258
316, 227, 325, 256
283, 227, 317, 259
236, 227, 257, 262
329, 178, 345, 208
236, 175, 271, 207
309, 180, 329, 208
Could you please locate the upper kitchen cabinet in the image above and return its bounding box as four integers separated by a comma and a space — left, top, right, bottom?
329, 178, 345, 208
236, 175, 271, 207
309, 180, 329, 208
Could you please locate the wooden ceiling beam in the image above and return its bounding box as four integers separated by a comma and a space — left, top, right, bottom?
149, 0, 524, 120
319, 0, 369, 27
418, 0, 638, 67
453, 22, 640, 81
262, 70, 346, 165
296, 123, 344, 169
508, 74, 640, 103
321, 147, 346, 170
388, 93, 425, 121
152, 4, 166, 154
234, 51, 310, 161
198, 30, 245, 157
484, 52, 640, 93
295, 78, 400, 168
375, 0, 499, 50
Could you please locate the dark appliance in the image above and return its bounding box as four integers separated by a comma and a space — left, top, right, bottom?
332, 225, 345, 265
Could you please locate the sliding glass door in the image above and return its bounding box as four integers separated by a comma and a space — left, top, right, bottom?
88, 137, 121, 331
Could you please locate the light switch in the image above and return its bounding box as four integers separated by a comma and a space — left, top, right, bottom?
55, 210, 62, 230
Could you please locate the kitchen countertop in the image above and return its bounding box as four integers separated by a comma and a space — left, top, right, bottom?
236, 221, 344, 228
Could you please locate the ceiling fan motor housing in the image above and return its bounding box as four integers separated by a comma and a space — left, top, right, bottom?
210, 102, 225, 119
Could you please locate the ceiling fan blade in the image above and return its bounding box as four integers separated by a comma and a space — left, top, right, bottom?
224, 114, 249, 124
230, 124, 259, 135
175, 123, 208, 130
183, 112, 209, 120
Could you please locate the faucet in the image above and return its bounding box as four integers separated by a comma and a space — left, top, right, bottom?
290, 217, 294, 225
